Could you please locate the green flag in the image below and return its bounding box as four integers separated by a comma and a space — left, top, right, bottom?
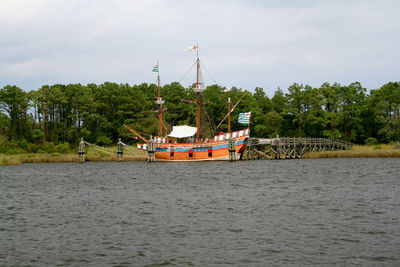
238, 112, 251, 124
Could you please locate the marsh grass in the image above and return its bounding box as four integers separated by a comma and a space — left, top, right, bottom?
85, 145, 146, 162
305, 144, 400, 158
0, 145, 146, 165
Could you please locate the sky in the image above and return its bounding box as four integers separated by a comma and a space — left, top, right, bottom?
1, 0, 399, 96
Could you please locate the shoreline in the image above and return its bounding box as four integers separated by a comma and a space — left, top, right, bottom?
304, 144, 400, 159
0, 152, 146, 165
1, 145, 400, 165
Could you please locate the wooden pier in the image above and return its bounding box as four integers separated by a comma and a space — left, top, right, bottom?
244, 137, 352, 160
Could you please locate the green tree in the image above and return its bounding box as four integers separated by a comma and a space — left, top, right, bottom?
337, 82, 367, 142
0, 85, 29, 139
370, 82, 400, 142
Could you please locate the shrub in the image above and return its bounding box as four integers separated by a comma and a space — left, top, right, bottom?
55, 142, 70, 153
6, 148, 25, 154
31, 129, 44, 144
42, 142, 55, 153
0, 134, 8, 153
96, 136, 112, 146
365, 137, 379, 145
19, 138, 28, 150
27, 143, 39, 153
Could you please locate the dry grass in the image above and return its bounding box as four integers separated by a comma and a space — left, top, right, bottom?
0, 145, 146, 165
305, 144, 400, 158
0, 155, 22, 165
0, 153, 79, 165
85, 146, 146, 162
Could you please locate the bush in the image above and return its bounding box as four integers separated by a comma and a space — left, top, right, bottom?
0, 134, 8, 153
27, 143, 39, 153
42, 142, 55, 153
96, 136, 112, 146
55, 142, 70, 153
31, 129, 44, 144
365, 137, 379, 145
19, 138, 28, 150
6, 148, 25, 154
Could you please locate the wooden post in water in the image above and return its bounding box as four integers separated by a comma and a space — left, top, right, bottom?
147, 135, 155, 162
117, 138, 123, 162
277, 136, 282, 159
275, 135, 279, 159
228, 138, 236, 162
293, 137, 296, 158
78, 137, 85, 163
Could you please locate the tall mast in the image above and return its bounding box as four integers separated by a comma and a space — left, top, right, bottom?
158, 62, 162, 136
186, 44, 204, 142
228, 90, 231, 133
196, 46, 201, 142
154, 61, 164, 136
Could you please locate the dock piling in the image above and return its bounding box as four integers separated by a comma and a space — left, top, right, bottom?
117, 138, 123, 162
147, 135, 155, 162
228, 138, 236, 162
78, 137, 85, 163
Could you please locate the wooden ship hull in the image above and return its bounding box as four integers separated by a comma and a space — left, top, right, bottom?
137, 129, 249, 161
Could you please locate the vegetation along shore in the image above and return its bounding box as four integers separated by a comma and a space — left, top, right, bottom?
0, 145, 146, 165
1, 144, 399, 165
1, 81, 400, 161
304, 143, 400, 159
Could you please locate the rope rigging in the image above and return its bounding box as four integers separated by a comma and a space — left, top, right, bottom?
83, 141, 146, 158
200, 60, 217, 84
178, 60, 197, 84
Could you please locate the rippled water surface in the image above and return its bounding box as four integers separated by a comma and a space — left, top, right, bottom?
1, 158, 400, 266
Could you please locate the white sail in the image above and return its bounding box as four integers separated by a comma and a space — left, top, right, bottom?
167, 125, 197, 138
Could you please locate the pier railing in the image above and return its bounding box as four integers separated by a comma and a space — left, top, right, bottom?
245, 137, 352, 159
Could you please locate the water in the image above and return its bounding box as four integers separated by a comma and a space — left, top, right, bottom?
1, 158, 399, 266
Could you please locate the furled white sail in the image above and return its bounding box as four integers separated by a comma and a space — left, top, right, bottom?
167, 125, 197, 138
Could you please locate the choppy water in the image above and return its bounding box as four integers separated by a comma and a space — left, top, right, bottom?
1, 158, 399, 266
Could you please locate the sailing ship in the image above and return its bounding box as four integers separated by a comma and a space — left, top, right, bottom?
125, 45, 250, 161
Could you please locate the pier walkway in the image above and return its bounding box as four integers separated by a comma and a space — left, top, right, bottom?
245, 137, 352, 159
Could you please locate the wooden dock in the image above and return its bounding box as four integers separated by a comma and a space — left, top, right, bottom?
244, 137, 352, 159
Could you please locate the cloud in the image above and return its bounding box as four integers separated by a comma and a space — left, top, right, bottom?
0, 0, 399, 95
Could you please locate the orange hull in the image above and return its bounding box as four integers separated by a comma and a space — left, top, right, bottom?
155, 137, 247, 161
137, 129, 249, 162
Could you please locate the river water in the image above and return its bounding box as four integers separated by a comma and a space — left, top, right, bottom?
1, 158, 399, 266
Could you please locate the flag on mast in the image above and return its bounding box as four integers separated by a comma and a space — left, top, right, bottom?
187, 44, 198, 52
152, 65, 158, 72
238, 112, 251, 124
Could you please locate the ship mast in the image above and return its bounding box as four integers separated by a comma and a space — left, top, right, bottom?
228, 90, 231, 133
195, 47, 201, 141
185, 44, 206, 142
154, 62, 164, 136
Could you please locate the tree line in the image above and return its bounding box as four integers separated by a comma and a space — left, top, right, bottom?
0, 81, 399, 153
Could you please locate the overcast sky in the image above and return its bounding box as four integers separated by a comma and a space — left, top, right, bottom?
1, 0, 399, 95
